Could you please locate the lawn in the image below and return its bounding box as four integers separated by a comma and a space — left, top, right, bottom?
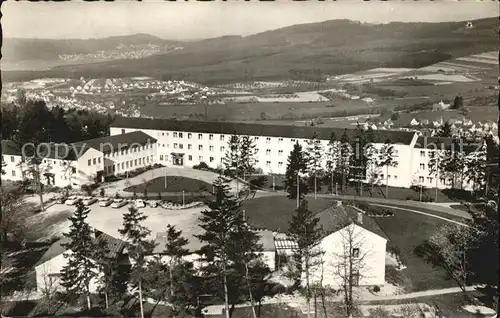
124, 176, 213, 194
375, 209, 457, 292
242, 196, 337, 232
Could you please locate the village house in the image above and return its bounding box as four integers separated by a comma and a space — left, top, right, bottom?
34, 230, 129, 294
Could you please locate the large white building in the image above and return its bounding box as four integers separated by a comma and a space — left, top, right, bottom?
1, 131, 157, 188
110, 117, 483, 191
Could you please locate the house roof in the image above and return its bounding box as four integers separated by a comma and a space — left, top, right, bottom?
1, 140, 22, 156
414, 136, 482, 152
35, 230, 128, 267
71, 131, 157, 156
111, 117, 416, 145
316, 205, 389, 241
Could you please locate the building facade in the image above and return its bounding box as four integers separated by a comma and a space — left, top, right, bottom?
1, 131, 157, 188
110, 117, 484, 191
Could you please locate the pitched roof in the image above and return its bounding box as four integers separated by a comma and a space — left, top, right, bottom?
72, 131, 157, 155
316, 205, 389, 241
414, 136, 481, 152
35, 230, 128, 267
1, 140, 22, 156
111, 117, 416, 145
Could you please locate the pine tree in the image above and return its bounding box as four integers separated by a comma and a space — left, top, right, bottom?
239, 136, 257, 179
339, 129, 352, 192
92, 238, 116, 310
119, 206, 155, 318
437, 121, 453, 137
163, 224, 190, 315
325, 132, 340, 195
284, 142, 308, 200
288, 200, 323, 318
60, 202, 97, 310
464, 139, 487, 194
223, 135, 241, 176
195, 177, 242, 318
377, 139, 398, 198
227, 212, 265, 318
305, 132, 324, 200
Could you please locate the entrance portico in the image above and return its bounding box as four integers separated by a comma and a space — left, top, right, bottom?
171, 153, 185, 166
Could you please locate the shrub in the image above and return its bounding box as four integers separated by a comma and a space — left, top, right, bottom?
99, 188, 105, 197
373, 285, 381, 293
193, 162, 209, 170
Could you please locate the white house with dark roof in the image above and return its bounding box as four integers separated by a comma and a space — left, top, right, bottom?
1, 131, 157, 188
34, 230, 129, 294
304, 202, 388, 289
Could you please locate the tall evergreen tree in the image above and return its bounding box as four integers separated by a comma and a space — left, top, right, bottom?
119, 206, 155, 318
163, 224, 190, 315
196, 177, 242, 318
339, 129, 352, 192
284, 142, 308, 200
288, 200, 323, 318
325, 132, 341, 194
223, 135, 241, 175
437, 121, 453, 137
377, 139, 399, 198
228, 212, 265, 318
305, 132, 324, 200
60, 202, 97, 310
239, 136, 257, 179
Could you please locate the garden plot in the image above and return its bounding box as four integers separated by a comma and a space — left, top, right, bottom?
456, 56, 498, 65
410, 74, 477, 83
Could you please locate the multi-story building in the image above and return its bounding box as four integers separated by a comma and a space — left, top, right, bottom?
1, 131, 157, 188
110, 117, 485, 191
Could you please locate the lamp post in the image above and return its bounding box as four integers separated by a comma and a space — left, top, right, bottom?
164, 167, 167, 189
296, 171, 306, 208
182, 190, 185, 206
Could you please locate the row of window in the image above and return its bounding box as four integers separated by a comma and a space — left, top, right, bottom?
374, 174, 398, 181
156, 130, 297, 145
113, 155, 154, 172
87, 157, 102, 166
417, 176, 454, 185
105, 144, 153, 158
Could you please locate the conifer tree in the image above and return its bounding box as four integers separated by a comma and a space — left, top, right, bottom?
119, 206, 155, 318
196, 177, 242, 318
288, 200, 323, 318
224, 135, 241, 175
339, 129, 352, 192
60, 202, 96, 310
164, 224, 190, 315
325, 132, 341, 195
92, 239, 116, 310
239, 136, 257, 179
284, 142, 308, 200
305, 132, 324, 200
377, 138, 398, 198
437, 121, 453, 137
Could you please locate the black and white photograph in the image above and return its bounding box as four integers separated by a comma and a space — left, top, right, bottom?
1, 1, 499, 317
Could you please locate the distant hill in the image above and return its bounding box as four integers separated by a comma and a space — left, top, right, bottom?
3, 18, 498, 84
2, 33, 180, 61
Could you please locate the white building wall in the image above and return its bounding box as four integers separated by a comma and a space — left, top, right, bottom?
35, 252, 101, 294
305, 224, 386, 289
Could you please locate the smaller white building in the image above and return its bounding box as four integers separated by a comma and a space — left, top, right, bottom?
34, 230, 129, 294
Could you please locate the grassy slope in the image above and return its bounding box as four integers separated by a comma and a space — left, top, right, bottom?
3, 18, 497, 84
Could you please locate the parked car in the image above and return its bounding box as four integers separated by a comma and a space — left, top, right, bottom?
57, 196, 68, 204
147, 200, 159, 208
65, 196, 81, 205
134, 199, 146, 208
111, 199, 127, 209
98, 197, 113, 207
82, 196, 98, 206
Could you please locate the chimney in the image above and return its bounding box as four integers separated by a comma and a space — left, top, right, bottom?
357, 212, 363, 224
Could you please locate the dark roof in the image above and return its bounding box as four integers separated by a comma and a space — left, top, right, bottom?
1, 140, 79, 160
1, 140, 21, 156
72, 131, 157, 155
414, 136, 481, 152
112, 117, 416, 145
35, 230, 128, 267
316, 205, 389, 241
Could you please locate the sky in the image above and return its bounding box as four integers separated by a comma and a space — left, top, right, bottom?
3, 0, 498, 40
